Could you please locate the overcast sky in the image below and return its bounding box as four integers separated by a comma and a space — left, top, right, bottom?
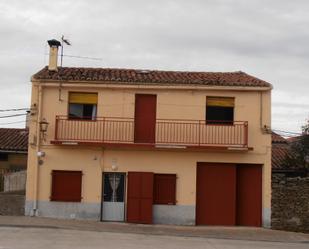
0, 0, 308, 134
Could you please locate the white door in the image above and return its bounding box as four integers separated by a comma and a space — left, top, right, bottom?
102, 173, 125, 221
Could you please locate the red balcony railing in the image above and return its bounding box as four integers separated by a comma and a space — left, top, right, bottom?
54, 116, 248, 148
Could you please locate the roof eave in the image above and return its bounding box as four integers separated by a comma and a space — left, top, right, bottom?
0, 149, 28, 154
31, 78, 272, 91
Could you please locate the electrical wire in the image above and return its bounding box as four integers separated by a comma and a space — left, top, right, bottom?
0, 108, 30, 112
272, 129, 302, 136
0, 113, 28, 119
63, 54, 102, 61
44, 53, 102, 61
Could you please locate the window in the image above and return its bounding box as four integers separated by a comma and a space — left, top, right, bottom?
51, 170, 82, 202
206, 97, 234, 124
103, 173, 125, 202
68, 92, 98, 120
0, 153, 8, 161
153, 174, 176, 205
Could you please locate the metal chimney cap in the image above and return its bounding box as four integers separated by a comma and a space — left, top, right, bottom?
47, 39, 61, 47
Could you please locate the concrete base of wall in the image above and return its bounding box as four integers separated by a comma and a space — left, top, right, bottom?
262, 207, 271, 228
25, 201, 270, 228
25, 201, 100, 220
153, 205, 195, 225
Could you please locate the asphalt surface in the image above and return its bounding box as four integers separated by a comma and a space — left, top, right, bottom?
0, 216, 308, 249
0, 226, 309, 249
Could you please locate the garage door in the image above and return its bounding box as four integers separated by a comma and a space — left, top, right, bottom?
236, 164, 262, 226
127, 172, 154, 224
196, 163, 262, 226
196, 163, 236, 225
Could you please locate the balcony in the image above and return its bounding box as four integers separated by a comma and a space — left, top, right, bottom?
52, 116, 249, 150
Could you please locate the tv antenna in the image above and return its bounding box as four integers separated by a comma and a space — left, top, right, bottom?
60, 35, 71, 67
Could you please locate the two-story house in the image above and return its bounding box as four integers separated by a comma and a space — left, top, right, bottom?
25, 39, 272, 227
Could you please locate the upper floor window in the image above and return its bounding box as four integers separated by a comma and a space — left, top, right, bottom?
68, 92, 98, 120
206, 97, 234, 124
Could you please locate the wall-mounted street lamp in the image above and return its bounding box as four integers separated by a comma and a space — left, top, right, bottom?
39, 118, 49, 141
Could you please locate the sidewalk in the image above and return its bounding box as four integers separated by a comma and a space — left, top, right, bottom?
0, 216, 308, 243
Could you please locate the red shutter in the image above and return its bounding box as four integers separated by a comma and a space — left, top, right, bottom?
51, 170, 82, 202
153, 174, 176, 205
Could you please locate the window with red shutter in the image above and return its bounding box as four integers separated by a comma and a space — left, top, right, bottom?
51, 170, 82, 202
153, 174, 176, 205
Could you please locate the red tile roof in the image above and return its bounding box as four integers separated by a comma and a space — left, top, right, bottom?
272, 132, 289, 170
0, 128, 28, 152
271, 132, 287, 144
32, 67, 271, 88
272, 144, 289, 170
287, 135, 303, 143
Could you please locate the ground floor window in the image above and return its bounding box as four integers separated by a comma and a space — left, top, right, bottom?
50, 170, 82, 202
153, 174, 176, 205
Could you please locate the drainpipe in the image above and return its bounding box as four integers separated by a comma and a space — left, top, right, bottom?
32, 84, 43, 216
260, 91, 263, 130
260, 91, 270, 133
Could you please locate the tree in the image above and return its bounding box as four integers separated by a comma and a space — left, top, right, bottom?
283, 120, 309, 171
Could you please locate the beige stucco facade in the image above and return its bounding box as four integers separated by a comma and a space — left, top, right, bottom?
25, 79, 272, 226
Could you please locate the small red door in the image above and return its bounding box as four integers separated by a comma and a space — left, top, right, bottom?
127, 172, 154, 224
134, 94, 157, 143
236, 164, 262, 227
196, 163, 236, 225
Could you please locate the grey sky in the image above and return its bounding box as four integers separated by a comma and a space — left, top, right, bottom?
0, 0, 308, 134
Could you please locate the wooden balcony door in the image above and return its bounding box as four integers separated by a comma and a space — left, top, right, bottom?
134, 94, 157, 143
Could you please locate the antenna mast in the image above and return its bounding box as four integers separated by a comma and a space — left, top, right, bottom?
60, 35, 71, 67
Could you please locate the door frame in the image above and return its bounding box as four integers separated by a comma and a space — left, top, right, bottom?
100, 172, 127, 222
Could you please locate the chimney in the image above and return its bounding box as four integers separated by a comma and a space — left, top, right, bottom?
47, 39, 61, 71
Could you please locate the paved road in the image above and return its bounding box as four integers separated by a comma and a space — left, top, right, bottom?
0, 227, 308, 249
1, 216, 309, 243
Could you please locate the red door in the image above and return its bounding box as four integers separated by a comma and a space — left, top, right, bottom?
127, 172, 154, 224
236, 164, 262, 227
196, 163, 236, 225
134, 94, 157, 143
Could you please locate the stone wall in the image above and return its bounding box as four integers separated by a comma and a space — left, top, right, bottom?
0, 192, 25, 216
272, 173, 309, 232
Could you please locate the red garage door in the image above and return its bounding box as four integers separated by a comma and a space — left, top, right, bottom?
196, 163, 236, 225
196, 163, 262, 227
236, 164, 262, 226
127, 172, 154, 224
